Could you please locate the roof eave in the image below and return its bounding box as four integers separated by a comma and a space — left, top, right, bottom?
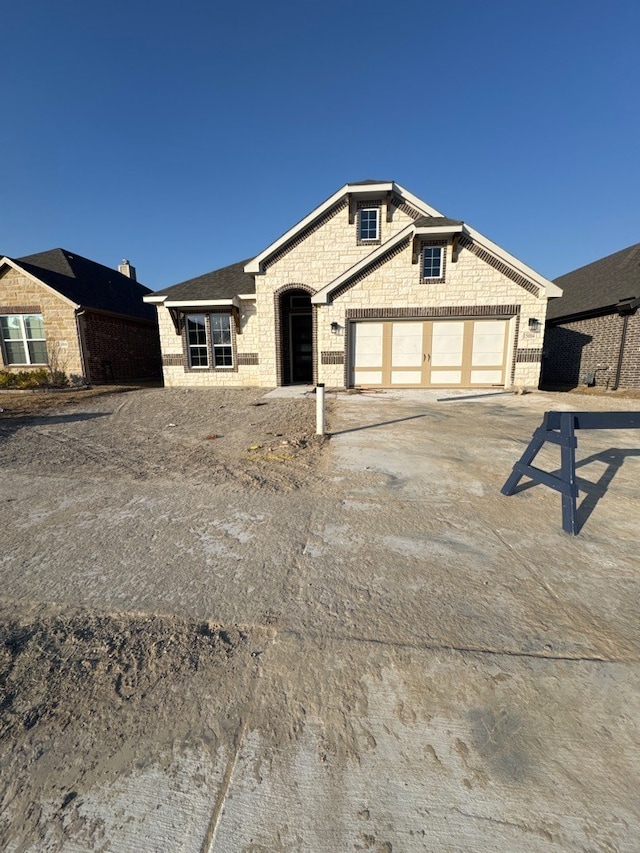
163, 298, 236, 308
461, 225, 562, 297
414, 223, 463, 237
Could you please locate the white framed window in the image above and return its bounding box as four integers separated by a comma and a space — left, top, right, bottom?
0, 313, 47, 365
422, 246, 443, 279
211, 314, 233, 367
186, 314, 208, 368
358, 208, 379, 242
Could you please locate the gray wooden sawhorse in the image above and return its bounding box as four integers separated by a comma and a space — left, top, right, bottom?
501, 410, 640, 535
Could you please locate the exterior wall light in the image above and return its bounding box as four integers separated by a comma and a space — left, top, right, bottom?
330, 321, 341, 333
528, 318, 541, 331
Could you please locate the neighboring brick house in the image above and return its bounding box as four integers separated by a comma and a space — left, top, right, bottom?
0, 249, 161, 383
146, 181, 561, 390
542, 243, 640, 389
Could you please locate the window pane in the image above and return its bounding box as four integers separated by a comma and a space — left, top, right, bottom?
24, 315, 45, 338
359, 209, 378, 240
211, 315, 231, 345
28, 341, 48, 363
187, 316, 207, 345
1, 316, 23, 339
214, 346, 233, 367
423, 247, 442, 277
190, 346, 208, 367
5, 341, 26, 363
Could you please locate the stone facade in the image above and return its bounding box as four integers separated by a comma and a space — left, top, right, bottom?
0, 266, 161, 383
0, 268, 84, 377
154, 188, 553, 390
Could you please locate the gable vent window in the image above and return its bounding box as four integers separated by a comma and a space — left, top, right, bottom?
422, 246, 444, 280
358, 208, 380, 243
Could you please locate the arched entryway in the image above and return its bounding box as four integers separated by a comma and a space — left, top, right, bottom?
277, 287, 314, 385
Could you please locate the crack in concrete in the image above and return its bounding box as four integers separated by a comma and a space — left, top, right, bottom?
279, 628, 637, 665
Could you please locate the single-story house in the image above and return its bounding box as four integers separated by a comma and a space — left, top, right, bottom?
145, 181, 561, 390
0, 249, 161, 383
542, 242, 640, 389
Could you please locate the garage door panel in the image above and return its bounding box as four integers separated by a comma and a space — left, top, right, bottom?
354, 323, 383, 368
354, 370, 383, 385
391, 322, 423, 367
471, 369, 503, 384
431, 322, 464, 367
391, 370, 422, 384
430, 370, 463, 384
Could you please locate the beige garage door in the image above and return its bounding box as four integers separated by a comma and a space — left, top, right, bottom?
351, 319, 509, 388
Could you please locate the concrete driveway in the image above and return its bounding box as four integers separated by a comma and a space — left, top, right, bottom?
2, 387, 639, 851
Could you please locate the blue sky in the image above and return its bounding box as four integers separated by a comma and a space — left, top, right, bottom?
2, 0, 639, 290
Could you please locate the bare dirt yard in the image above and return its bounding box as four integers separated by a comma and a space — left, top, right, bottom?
1, 385, 639, 851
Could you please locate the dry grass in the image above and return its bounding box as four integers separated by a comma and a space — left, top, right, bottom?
0, 384, 154, 417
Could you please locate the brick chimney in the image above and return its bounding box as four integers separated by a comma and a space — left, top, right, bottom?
118, 259, 137, 281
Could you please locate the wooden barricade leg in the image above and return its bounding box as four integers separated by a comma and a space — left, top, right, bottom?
559, 412, 578, 535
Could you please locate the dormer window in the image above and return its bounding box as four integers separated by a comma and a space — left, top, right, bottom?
358, 207, 380, 242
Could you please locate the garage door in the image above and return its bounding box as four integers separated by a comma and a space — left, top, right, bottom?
351, 319, 509, 388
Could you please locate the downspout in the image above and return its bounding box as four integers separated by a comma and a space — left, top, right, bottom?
612, 297, 640, 391
612, 314, 628, 391
75, 307, 89, 383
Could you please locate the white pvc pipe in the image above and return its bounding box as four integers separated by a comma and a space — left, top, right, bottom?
316, 383, 325, 436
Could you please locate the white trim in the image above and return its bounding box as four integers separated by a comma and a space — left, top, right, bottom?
414, 223, 463, 237
358, 207, 380, 241
462, 224, 562, 298
393, 186, 442, 218
164, 298, 234, 308
238, 293, 257, 300
0, 258, 79, 309
312, 219, 560, 304
143, 294, 167, 303
244, 182, 443, 274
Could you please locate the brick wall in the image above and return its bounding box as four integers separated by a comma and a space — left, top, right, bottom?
81, 311, 161, 383
542, 314, 623, 388
618, 312, 640, 388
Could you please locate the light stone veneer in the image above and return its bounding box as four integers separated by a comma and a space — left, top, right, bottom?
0, 268, 84, 377
156, 200, 548, 389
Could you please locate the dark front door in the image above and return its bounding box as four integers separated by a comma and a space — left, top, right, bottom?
290, 312, 313, 383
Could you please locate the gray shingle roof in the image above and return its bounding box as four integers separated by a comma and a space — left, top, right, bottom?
413, 216, 463, 228
11, 248, 156, 322
151, 259, 256, 301
348, 179, 391, 186
548, 243, 640, 321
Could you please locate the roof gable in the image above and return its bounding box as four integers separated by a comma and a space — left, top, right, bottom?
3, 249, 157, 321
244, 182, 443, 275
548, 242, 640, 321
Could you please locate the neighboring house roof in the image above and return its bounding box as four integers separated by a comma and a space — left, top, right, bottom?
547, 243, 640, 322
147, 259, 255, 305
2, 248, 156, 321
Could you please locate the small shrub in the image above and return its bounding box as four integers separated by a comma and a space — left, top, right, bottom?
0, 368, 70, 390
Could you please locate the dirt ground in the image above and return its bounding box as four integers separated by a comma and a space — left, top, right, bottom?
0, 385, 328, 491
1, 385, 639, 851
